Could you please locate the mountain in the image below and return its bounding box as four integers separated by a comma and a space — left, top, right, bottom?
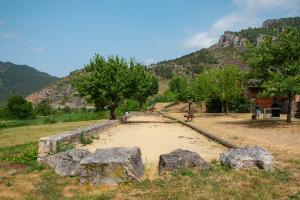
150, 17, 300, 79
0, 61, 59, 103
26, 71, 89, 108
26, 17, 300, 108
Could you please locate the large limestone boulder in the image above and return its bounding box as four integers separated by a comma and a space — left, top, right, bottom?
74, 147, 144, 184
39, 149, 91, 177
159, 149, 208, 175
219, 146, 273, 170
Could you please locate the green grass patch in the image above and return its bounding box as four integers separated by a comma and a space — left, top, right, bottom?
0, 142, 44, 172
0, 111, 109, 129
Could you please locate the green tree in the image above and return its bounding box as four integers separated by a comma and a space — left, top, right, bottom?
192, 66, 244, 114
192, 68, 219, 103
6, 96, 34, 119
35, 99, 53, 116
218, 65, 244, 114
168, 76, 196, 110
75, 54, 158, 119
129, 65, 158, 108
246, 28, 300, 123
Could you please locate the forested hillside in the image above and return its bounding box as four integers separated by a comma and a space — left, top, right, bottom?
150, 17, 300, 79
0, 61, 58, 103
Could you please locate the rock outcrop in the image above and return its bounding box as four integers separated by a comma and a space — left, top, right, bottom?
159, 149, 208, 174
74, 147, 144, 184
219, 146, 273, 170
210, 31, 248, 50
262, 17, 300, 29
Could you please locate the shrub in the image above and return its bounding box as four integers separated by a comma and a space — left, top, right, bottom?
229, 95, 250, 113
62, 106, 71, 113
79, 132, 92, 146
161, 90, 177, 102
55, 141, 74, 153
35, 99, 53, 116
6, 96, 34, 119
116, 99, 140, 115
10, 143, 38, 164
43, 117, 57, 124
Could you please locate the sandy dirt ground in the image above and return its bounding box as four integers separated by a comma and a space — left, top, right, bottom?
167, 112, 300, 164
80, 114, 226, 177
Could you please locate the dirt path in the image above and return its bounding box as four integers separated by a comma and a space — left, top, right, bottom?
167, 112, 300, 163
80, 114, 226, 177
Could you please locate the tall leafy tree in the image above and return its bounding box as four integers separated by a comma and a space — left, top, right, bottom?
246, 28, 300, 123
218, 65, 244, 114
129, 64, 158, 108
169, 76, 190, 101
192, 66, 243, 114
75, 54, 158, 119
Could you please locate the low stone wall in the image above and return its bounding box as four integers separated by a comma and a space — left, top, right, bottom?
38, 113, 132, 162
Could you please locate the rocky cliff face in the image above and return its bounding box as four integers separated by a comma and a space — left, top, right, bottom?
262, 17, 300, 29
26, 74, 89, 108
210, 31, 248, 50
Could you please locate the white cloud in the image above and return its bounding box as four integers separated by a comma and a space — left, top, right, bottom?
182, 32, 217, 49
31, 47, 45, 53
143, 58, 155, 66
0, 18, 19, 39
182, 0, 300, 50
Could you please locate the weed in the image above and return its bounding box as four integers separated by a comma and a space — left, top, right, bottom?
79, 132, 93, 145
55, 141, 75, 153
289, 191, 300, 199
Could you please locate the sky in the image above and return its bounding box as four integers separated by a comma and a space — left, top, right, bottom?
0, 0, 300, 77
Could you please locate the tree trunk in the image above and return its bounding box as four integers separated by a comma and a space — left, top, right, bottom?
188, 101, 192, 112
110, 106, 117, 120
139, 101, 144, 111
225, 101, 229, 115
287, 93, 293, 123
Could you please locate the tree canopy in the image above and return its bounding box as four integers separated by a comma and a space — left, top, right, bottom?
75, 54, 158, 119
192, 65, 244, 113
6, 96, 34, 119
246, 28, 300, 122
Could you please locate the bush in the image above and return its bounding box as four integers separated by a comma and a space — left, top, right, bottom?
0, 105, 8, 119
6, 96, 34, 119
43, 117, 57, 124
62, 106, 71, 113
161, 90, 177, 102
116, 99, 140, 115
205, 97, 223, 113
35, 99, 53, 116
55, 141, 74, 153
79, 132, 93, 145
229, 95, 250, 113
7, 143, 39, 165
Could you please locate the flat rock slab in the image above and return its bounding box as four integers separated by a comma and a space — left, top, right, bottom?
159, 149, 208, 175
219, 146, 273, 170
74, 147, 143, 184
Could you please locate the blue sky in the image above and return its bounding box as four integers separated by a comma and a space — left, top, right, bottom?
0, 0, 299, 77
